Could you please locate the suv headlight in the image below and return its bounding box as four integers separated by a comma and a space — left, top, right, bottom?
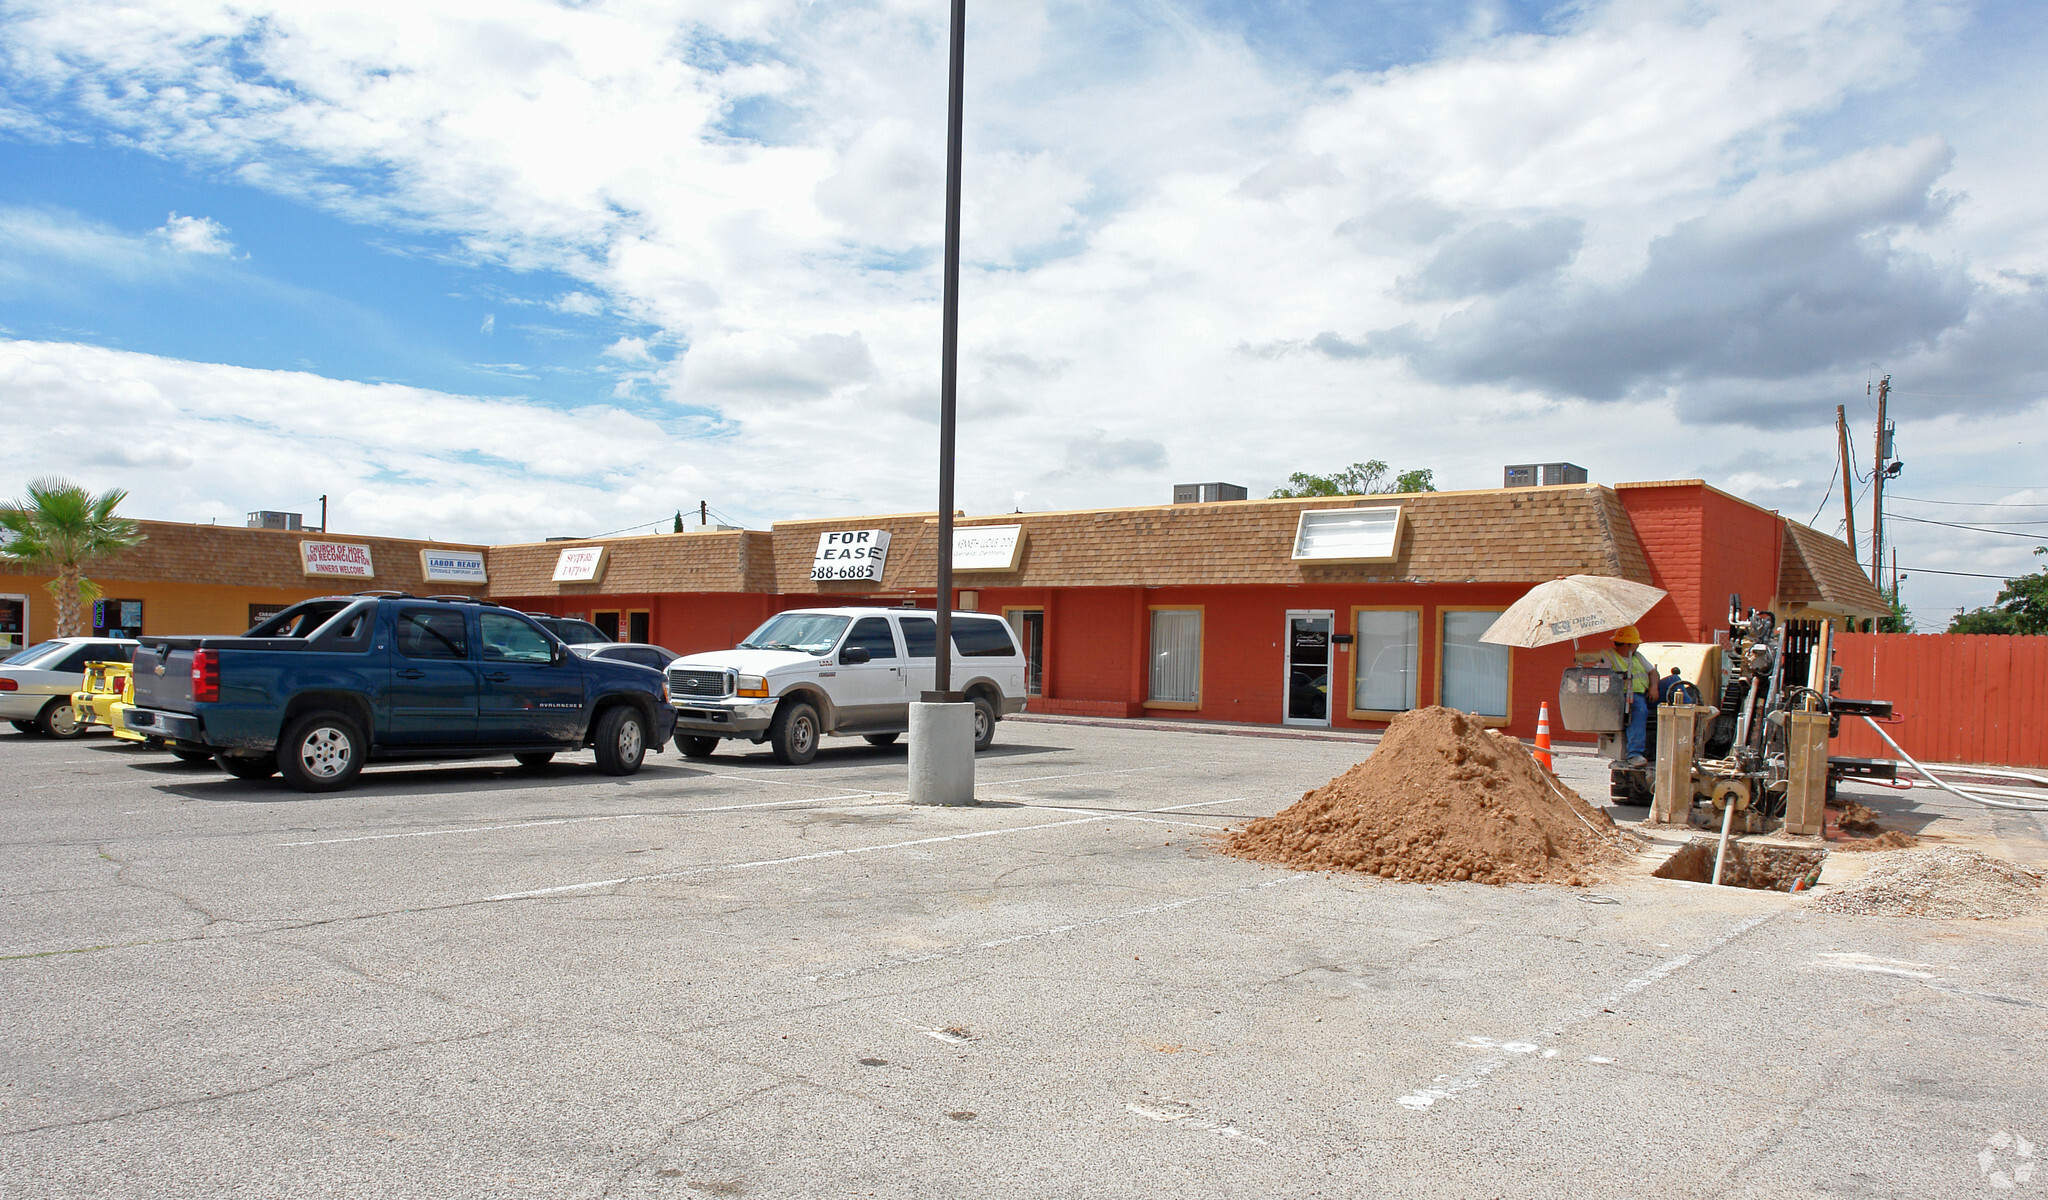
736, 674, 769, 698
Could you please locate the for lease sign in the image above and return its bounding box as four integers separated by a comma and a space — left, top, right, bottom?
811, 529, 891, 582
299, 541, 375, 578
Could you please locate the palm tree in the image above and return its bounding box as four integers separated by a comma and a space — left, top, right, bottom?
0, 478, 146, 637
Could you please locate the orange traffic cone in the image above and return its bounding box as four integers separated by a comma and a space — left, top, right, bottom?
1534, 702, 1554, 771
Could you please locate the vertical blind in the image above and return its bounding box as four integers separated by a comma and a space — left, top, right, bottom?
1354, 610, 1419, 711
1441, 610, 1510, 717
1149, 609, 1201, 703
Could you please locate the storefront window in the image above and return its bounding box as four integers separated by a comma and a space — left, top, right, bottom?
1353, 609, 1419, 713
1148, 609, 1201, 704
1441, 610, 1509, 718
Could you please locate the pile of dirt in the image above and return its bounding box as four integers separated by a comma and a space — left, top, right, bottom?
1830, 801, 1921, 851
1811, 847, 2044, 919
1224, 706, 1634, 886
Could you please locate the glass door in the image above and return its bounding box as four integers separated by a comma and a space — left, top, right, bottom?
1284, 611, 1334, 725
0, 595, 24, 654
1006, 609, 1044, 696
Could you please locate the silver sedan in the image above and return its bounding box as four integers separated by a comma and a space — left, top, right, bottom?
1, 638, 140, 738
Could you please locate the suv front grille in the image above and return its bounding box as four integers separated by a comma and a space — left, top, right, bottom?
669, 669, 731, 699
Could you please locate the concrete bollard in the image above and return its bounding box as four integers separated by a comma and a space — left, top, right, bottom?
908, 700, 976, 805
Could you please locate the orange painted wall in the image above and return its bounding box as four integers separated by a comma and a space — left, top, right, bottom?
1617, 484, 1783, 642
969, 583, 1591, 741
1832, 633, 2048, 767
0, 577, 368, 646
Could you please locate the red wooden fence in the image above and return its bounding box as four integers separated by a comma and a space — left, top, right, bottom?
1831, 633, 2048, 768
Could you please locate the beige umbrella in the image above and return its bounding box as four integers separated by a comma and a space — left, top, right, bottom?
1479, 575, 1668, 648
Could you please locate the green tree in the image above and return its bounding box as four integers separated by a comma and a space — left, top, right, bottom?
1945, 547, 2048, 635
1270, 461, 1437, 498
1878, 585, 1913, 633
0, 477, 146, 637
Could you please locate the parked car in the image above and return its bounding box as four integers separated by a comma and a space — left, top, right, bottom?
524, 614, 613, 647
665, 607, 1028, 765
1, 638, 140, 737
575, 642, 679, 672
122, 595, 675, 791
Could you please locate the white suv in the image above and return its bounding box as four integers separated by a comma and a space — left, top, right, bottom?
667, 608, 1028, 764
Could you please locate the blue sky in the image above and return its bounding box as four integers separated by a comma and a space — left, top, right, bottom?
0, 0, 2044, 622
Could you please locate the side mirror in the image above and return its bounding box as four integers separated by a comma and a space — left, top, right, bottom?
552, 643, 568, 666
840, 646, 870, 665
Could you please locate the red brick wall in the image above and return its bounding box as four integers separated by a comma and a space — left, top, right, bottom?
1618, 483, 1783, 642
497, 592, 780, 655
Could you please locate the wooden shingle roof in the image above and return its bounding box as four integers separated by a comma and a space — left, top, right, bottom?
0, 520, 489, 594
486, 531, 774, 597
1779, 521, 1886, 620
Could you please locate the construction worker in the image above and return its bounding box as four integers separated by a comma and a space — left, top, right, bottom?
1604, 626, 1657, 767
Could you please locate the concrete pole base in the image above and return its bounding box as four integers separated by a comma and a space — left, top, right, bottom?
908, 701, 976, 806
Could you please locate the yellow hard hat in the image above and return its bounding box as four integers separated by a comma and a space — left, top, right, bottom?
1612, 625, 1641, 644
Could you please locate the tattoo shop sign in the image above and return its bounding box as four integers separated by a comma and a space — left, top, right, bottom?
811, 530, 891, 582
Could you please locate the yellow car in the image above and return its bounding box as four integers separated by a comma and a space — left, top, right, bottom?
73, 660, 140, 741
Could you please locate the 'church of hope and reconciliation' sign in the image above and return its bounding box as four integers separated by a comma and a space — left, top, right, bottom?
811, 530, 891, 582
299, 541, 376, 579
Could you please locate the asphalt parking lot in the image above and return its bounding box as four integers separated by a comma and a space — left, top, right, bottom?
3, 717, 2044, 1200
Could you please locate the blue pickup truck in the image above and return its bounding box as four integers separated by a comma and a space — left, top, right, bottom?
125, 593, 676, 791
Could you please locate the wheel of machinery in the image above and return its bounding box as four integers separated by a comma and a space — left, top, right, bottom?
37, 698, 84, 739
769, 699, 820, 766
593, 706, 648, 776
679, 735, 720, 759
514, 752, 555, 770
10, 719, 38, 735
862, 732, 899, 747
171, 749, 215, 765
216, 754, 279, 780
277, 710, 366, 792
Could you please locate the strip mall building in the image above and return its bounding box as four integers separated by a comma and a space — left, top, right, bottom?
2, 479, 1884, 744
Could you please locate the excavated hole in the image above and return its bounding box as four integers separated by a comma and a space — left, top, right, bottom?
1653, 837, 1826, 890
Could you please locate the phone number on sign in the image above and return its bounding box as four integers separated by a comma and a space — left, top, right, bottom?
811, 565, 882, 581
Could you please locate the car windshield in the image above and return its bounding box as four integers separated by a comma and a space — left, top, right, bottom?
2, 641, 64, 667
738, 613, 850, 654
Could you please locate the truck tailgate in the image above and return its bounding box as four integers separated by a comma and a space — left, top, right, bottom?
130, 643, 197, 712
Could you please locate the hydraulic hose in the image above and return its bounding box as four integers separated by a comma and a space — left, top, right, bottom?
1859, 716, 2048, 813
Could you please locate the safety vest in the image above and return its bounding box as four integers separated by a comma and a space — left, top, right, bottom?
1604, 649, 1652, 696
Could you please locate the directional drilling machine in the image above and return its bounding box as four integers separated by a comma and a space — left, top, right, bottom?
1558, 595, 1897, 832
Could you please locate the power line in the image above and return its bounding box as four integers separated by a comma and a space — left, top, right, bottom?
1899, 565, 2025, 580
1807, 442, 1840, 527
1891, 388, 2048, 400
1890, 494, 2048, 508
1887, 513, 2048, 539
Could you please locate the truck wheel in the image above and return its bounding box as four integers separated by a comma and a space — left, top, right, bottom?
862, 733, 899, 747
217, 755, 279, 780
38, 699, 84, 739
679, 736, 719, 759
593, 706, 648, 776
769, 700, 819, 766
278, 711, 365, 792
1608, 768, 1650, 807
171, 749, 215, 765
970, 696, 997, 752
515, 752, 555, 770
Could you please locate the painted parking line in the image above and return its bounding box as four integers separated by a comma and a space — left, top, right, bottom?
1394, 910, 1780, 1110
482, 796, 1254, 902
278, 792, 907, 846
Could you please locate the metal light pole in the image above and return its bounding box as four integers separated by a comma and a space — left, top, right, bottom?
909, 0, 975, 805
931, 0, 965, 705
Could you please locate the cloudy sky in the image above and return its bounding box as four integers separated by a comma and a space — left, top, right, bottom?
0, 0, 2043, 622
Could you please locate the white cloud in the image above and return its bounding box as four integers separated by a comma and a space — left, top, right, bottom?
152, 212, 236, 256
0, 0, 2039, 624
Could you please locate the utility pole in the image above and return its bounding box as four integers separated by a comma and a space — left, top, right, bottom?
1835, 406, 1856, 558
700, 500, 708, 528
1869, 374, 1889, 587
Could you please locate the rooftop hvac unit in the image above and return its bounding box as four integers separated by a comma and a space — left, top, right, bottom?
1503, 463, 1588, 488
246, 511, 304, 530
1172, 482, 1249, 504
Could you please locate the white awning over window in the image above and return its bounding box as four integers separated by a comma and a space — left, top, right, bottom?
1291, 506, 1404, 563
